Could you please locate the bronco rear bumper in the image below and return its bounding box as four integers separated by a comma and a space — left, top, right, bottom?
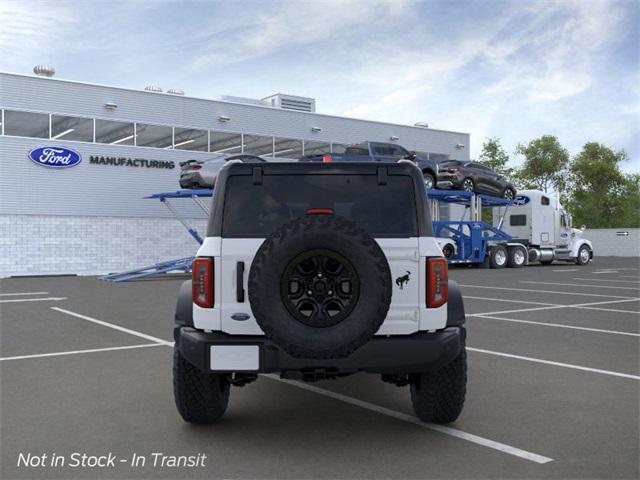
175, 326, 465, 375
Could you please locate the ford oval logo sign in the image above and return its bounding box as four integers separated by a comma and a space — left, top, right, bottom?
513, 195, 530, 206
28, 146, 82, 168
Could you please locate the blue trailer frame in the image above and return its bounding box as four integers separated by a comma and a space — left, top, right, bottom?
100, 189, 213, 282
428, 189, 513, 265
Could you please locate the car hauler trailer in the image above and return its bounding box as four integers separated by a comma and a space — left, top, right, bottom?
429, 188, 594, 268
429, 189, 527, 268
492, 190, 593, 266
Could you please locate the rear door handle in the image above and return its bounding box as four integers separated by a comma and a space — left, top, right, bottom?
236, 261, 245, 303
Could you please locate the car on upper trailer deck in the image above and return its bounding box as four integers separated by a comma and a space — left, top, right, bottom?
437, 160, 517, 200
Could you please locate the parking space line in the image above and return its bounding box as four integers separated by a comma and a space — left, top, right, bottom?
0, 343, 165, 362
470, 298, 640, 316
464, 296, 558, 306
467, 347, 640, 380
521, 281, 639, 291
266, 375, 553, 464
458, 284, 637, 299
51, 307, 173, 346
469, 314, 640, 337
0, 291, 49, 296
552, 269, 579, 272
0, 297, 67, 304
572, 278, 640, 284
621, 275, 639, 279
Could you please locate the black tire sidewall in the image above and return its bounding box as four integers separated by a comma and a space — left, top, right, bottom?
249, 216, 392, 358
490, 245, 507, 268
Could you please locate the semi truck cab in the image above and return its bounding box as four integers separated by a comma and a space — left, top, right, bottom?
494, 190, 593, 265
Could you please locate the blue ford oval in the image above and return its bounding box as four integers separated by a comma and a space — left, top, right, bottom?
28, 146, 82, 168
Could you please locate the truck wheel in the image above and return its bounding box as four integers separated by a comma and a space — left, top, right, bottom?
173, 347, 230, 424
249, 215, 392, 359
423, 172, 435, 190
576, 245, 591, 265
410, 344, 467, 424
507, 246, 526, 268
489, 245, 507, 269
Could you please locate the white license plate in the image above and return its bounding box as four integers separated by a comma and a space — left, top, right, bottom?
210, 345, 259, 371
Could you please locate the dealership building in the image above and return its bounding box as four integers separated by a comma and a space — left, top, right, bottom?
0, 69, 470, 278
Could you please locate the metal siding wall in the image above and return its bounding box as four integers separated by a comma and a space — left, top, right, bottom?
583, 229, 640, 257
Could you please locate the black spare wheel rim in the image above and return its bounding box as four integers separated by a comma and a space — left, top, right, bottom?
249, 215, 392, 359
281, 249, 359, 328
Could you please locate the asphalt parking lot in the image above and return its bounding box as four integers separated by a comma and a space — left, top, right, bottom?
1, 256, 638, 479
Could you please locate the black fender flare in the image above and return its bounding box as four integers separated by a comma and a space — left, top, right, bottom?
175, 280, 193, 327
422, 167, 436, 178
446, 280, 465, 326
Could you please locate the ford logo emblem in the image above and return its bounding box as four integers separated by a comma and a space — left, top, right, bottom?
28, 146, 82, 169
231, 313, 250, 321
513, 195, 530, 206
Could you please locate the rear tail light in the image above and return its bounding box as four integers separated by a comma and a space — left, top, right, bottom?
191, 165, 202, 170
305, 208, 334, 215
322, 154, 332, 163
192, 257, 214, 308
426, 257, 448, 308
448, 167, 460, 173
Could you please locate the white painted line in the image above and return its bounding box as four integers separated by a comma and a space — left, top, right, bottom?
470, 297, 640, 317
458, 284, 637, 299
0, 343, 164, 362
593, 271, 619, 274
0, 291, 49, 296
266, 374, 553, 464
621, 275, 640, 279
467, 347, 640, 380
470, 314, 640, 337
552, 269, 579, 272
464, 296, 558, 307
521, 281, 639, 291
0, 297, 67, 304
573, 278, 640, 284
578, 306, 640, 315
51, 307, 173, 346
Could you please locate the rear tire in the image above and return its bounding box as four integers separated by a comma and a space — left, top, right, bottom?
410, 345, 467, 424
461, 178, 475, 193
507, 246, 526, 268
423, 172, 435, 190
173, 347, 230, 424
490, 245, 508, 269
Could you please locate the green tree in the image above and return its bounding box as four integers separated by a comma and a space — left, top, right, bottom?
479, 137, 512, 176
515, 135, 569, 193
565, 142, 638, 228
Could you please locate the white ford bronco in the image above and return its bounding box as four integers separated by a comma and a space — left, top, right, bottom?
173, 161, 467, 424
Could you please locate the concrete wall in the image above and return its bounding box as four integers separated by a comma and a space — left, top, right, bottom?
0, 215, 207, 278
584, 228, 640, 257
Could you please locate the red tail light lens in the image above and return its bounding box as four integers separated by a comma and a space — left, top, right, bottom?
192, 257, 214, 308
192, 165, 202, 170
322, 154, 332, 163
448, 167, 460, 173
305, 208, 334, 215
426, 257, 448, 308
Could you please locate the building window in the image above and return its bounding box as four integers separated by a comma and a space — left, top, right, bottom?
95, 119, 135, 145
273, 137, 303, 159
331, 143, 348, 154
303, 140, 330, 156
51, 114, 93, 142
243, 134, 274, 157
541, 196, 550, 206
210, 131, 243, 154
135, 123, 173, 148
173, 127, 208, 151
3, 110, 49, 138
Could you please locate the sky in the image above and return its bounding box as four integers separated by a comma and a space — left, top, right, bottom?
1, 0, 638, 172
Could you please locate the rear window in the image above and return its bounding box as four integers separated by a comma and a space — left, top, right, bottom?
344, 147, 369, 156
222, 174, 417, 237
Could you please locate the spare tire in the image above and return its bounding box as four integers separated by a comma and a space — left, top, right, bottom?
248, 215, 392, 359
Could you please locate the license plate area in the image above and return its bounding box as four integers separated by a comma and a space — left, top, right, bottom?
210, 345, 259, 371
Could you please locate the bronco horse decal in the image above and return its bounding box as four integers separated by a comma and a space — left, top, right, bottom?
395, 271, 411, 290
